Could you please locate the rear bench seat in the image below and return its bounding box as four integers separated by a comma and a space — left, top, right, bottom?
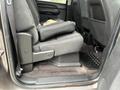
14, 0, 84, 72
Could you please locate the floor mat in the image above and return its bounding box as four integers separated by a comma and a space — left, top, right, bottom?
23, 61, 97, 78
80, 44, 103, 69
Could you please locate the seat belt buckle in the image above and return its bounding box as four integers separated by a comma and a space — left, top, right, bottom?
6, 0, 12, 5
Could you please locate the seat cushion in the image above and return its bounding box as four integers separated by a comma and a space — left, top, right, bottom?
33, 32, 83, 56
42, 19, 63, 26
38, 21, 76, 41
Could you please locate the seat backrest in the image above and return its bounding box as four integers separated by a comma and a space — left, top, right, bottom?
14, 0, 39, 45
26, 0, 40, 25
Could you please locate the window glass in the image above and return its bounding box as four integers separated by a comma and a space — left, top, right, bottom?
40, 0, 67, 4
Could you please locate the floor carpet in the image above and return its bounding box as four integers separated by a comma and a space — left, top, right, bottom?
23, 61, 97, 78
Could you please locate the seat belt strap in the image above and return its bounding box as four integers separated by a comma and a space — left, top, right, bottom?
6, 0, 23, 77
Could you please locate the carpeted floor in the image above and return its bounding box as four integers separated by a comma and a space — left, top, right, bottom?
23, 44, 101, 78
23, 61, 97, 78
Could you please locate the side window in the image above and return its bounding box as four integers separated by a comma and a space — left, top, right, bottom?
39, 0, 67, 4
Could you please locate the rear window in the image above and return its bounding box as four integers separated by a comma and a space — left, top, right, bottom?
40, 0, 67, 4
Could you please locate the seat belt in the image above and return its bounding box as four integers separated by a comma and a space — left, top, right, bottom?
6, 0, 23, 77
